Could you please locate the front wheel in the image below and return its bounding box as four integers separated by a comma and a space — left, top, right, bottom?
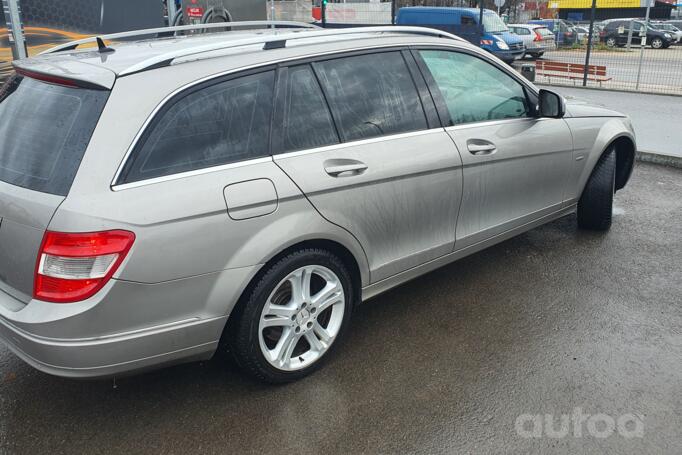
651, 38, 664, 49
605, 37, 617, 47
577, 148, 616, 231
228, 249, 353, 383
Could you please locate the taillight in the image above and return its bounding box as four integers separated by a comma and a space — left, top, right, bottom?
34, 230, 135, 303
534, 31, 543, 41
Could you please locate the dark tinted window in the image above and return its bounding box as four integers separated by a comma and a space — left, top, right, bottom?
314, 52, 427, 142
120, 70, 275, 184
0, 76, 108, 196
272, 65, 339, 154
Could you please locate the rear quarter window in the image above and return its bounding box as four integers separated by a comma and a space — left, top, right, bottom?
118, 70, 275, 184
0, 75, 108, 196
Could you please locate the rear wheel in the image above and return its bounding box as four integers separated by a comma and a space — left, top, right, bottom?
577, 148, 616, 231
228, 249, 353, 383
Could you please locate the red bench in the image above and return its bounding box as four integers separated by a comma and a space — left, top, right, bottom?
535, 60, 612, 86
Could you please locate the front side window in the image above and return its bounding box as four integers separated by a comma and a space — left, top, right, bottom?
418, 50, 530, 125
313, 52, 427, 142
119, 70, 275, 184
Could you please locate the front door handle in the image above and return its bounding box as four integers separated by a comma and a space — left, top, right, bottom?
324, 159, 368, 177
467, 142, 497, 155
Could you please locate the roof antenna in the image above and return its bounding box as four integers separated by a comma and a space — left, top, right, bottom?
96, 37, 115, 53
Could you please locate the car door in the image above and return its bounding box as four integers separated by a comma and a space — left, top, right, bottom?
414, 48, 573, 250
273, 51, 463, 283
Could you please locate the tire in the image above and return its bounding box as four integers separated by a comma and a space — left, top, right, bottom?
228, 248, 354, 383
651, 38, 663, 49
577, 148, 616, 231
605, 37, 617, 47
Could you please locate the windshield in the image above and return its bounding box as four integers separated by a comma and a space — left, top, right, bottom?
0, 75, 108, 195
482, 13, 508, 33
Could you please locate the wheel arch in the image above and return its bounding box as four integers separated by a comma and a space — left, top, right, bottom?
226, 238, 365, 327
609, 135, 636, 192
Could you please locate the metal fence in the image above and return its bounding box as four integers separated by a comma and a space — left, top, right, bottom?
270, 0, 682, 96
2, 0, 681, 95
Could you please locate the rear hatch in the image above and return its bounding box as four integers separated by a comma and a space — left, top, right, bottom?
0, 72, 108, 304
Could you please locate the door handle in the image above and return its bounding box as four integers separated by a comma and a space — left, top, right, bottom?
467, 142, 497, 155
324, 160, 368, 177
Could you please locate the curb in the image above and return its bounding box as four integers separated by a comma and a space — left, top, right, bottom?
636, 151, 682, 169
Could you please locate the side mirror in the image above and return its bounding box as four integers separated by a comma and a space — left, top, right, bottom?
538, 89, 566, 118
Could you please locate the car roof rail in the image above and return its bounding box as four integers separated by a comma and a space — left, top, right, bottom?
117, 25, 466, 76
40, 21, 321, 55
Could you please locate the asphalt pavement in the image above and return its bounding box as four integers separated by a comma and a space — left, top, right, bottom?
0, 162, 680, 454
547, 86, 682, 158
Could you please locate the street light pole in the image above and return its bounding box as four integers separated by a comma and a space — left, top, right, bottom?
270, 0, 275, 27
635, 0, 652, 90
2, 0, 27, 60
167, 0, 178, 26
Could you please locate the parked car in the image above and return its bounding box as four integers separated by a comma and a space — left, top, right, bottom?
508, 23, 556, 59
528, 19, 577, 46
602, 19, 674, 48
572, 25, 600, 44
651, 22, 682, 43
667, 20, 682, 31
0, 22, 636, 383
396, 7, 525, 63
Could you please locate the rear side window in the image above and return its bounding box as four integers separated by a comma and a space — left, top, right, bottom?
119, 70, 275, 184
272, 64, 339, 155
313, 52, 427, 142
0, 76, 108, 196
537, 27, 554, 37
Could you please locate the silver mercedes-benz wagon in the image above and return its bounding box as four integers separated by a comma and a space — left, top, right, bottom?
0, 22, 635, 383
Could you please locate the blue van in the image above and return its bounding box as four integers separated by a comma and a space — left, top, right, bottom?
396, 7, 525, 63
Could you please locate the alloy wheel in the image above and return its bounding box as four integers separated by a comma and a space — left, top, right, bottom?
258, 265, 345, 371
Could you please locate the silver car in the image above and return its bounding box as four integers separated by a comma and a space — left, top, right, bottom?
0, 22, 635, 383
508, 24, 557, 59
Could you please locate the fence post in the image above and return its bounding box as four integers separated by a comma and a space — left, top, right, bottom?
2, 0, 27, 60
321, 0, 326, 28
626, 20, 634, 51
582, 0, 597, 87
635, 0, 652, 90
392, 0, 396, 25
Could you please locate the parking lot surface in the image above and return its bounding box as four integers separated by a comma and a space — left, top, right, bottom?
0, 162, 680, 454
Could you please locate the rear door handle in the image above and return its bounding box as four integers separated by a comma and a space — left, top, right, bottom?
324, 160, 368, 177
467, 142, 497, 155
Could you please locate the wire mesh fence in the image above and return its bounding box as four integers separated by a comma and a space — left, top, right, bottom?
271, 0, 682, 95
2, 0, 681, 95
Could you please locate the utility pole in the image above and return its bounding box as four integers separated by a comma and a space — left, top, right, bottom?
2, 0, 27, 60
635, 0, 652, 90
581, 0, 596, 86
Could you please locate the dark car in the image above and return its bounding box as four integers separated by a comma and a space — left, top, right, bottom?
601, 19, 674, 49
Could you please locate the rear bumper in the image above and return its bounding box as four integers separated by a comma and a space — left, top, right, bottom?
0, 264, 259, 378
0, 306, 224, 378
